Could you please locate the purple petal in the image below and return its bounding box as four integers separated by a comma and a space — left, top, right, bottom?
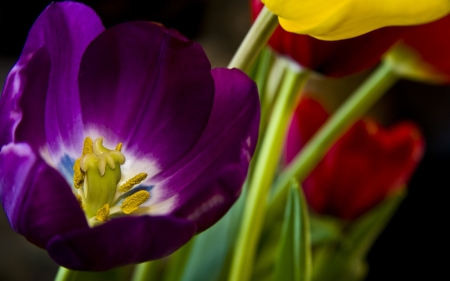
0, 143, 88, 248
22, 2, 104, 160
154, 68, 260, 230
47, 215, 196, 271
170, 144, 251, 232
0, 47, 50, 150
78, 21, 214, 171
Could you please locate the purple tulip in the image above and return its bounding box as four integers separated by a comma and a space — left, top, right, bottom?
0, 2, 259, 271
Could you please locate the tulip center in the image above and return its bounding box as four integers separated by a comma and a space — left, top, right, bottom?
73, 137, 150, 225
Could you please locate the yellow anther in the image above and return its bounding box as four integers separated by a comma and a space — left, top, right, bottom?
73, 158, 85, 189
95, 204, 110, 222
115, 142, 123, 152
82, 137, 94, 155
121, 190, 150, 214
76, 194, 83, 209
118, 173, 148, 192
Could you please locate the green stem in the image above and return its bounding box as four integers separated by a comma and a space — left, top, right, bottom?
259, 54, 287, 137
228, 7, 278, 72
267, 61, 399, 220
54, 267, 76, 281
162, 239, 194, 281
131, 260, 161, 281
228, 66, 309, 281
254, 48, 274, 99
248, 49, 276, 176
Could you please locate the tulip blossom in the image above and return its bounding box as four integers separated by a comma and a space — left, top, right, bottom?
251, 0, 409, 77
285, 98, 424, 220
0, 2, 259, 271
261, 0, 450, 40
385, 14, 450, 84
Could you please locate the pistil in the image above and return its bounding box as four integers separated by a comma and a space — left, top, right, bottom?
73, 137, 150, 224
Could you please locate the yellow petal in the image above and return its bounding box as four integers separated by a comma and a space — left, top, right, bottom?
262, 0, 450, 40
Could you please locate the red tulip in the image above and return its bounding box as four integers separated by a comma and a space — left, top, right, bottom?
251, 0, 410, 77
285, 97, 424, 220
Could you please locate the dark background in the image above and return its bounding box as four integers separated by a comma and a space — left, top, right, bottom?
0, 1, 448, 280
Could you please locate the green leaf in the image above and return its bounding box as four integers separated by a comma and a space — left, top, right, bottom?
309, 215, 343, 245
273, 181, 311, 281
179, 185, 248, 281
58, 266, 132, 281
162, 239, 195, 281
130, 260, 163, 281
311, 189, 406, 281
343, 188, 406, 260
252, 218, 283, 281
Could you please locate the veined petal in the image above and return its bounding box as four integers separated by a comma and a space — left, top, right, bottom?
47, 216, 196, 271
0, 47, 50, 150
0, 143, 88, 248
21, 2, 105, 161
78, 21, 214, 172
262, 0, 450, 40
149, 68, 259, 230
169, 143, 251, 232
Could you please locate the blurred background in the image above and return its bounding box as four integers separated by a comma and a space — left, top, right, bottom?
0, 0, 449, 280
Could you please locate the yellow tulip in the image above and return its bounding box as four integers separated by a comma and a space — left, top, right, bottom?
262, 0, 450, 40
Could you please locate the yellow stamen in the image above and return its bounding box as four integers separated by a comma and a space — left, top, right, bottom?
121, 190, 150, 214
118, 173, 148, 193
73, 158, 84, 189
82, 137, 94, 155
73, 137, 94, 189
95, 204, 110, 222
76, 194, 83, 209
115, 142, 123, 152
